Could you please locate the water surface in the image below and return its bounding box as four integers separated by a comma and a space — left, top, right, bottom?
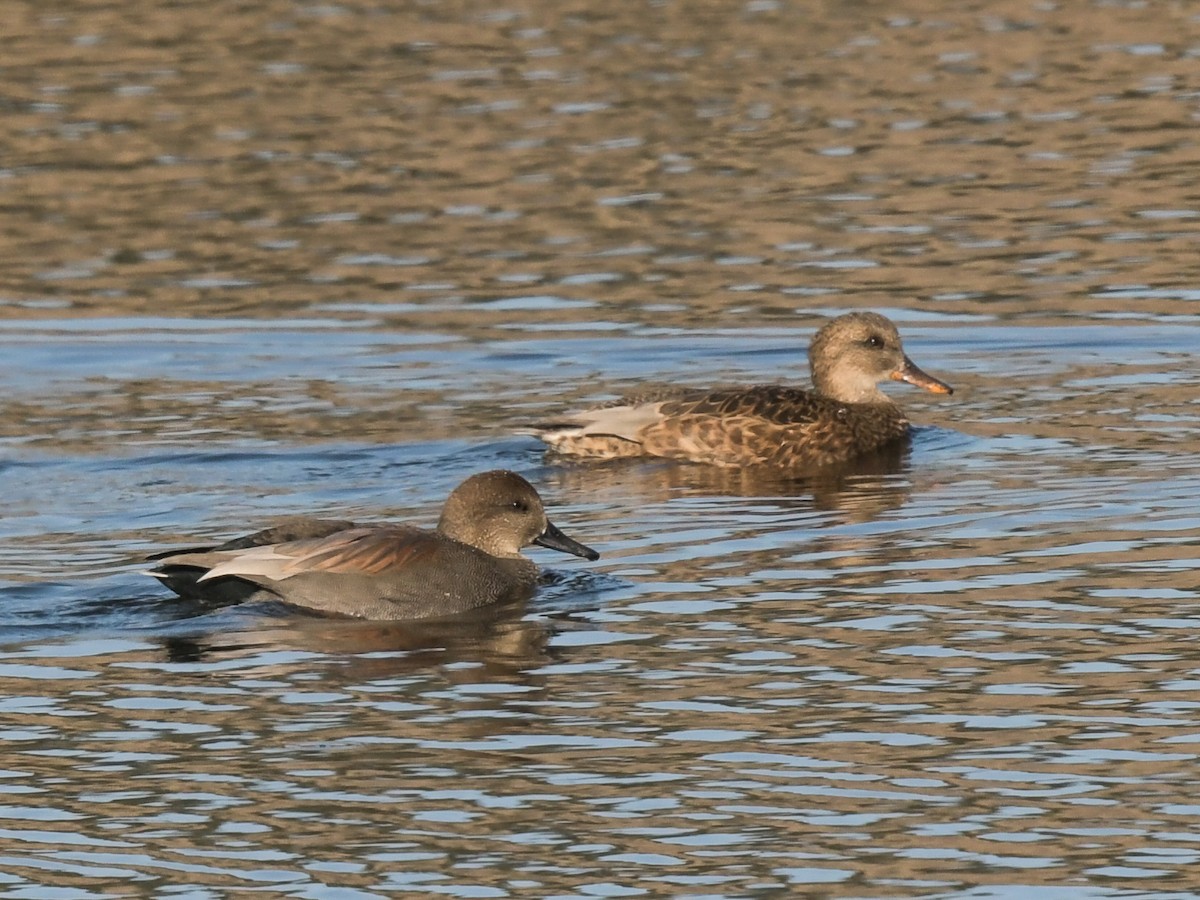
3, 1, 1200, 896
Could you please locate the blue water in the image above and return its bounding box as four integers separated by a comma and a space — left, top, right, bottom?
6, 0, 1200, 893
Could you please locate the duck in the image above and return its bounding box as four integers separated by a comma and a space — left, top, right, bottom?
146, 470, 599, 620
534, 311, 953, 469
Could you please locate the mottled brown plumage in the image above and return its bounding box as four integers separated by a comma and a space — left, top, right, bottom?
147, 470, 599, 619
535, 312, 953, 469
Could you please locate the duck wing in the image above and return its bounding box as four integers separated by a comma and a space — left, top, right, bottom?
195, 526, 441, 583
655, 385, 843, 425
537, 386, 838, 448
649, 385, 908, 467
146, 517, 358, 561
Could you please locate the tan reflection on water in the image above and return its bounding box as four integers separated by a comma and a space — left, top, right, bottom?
4, 555, 1200, 895
3, 0, 1198, 329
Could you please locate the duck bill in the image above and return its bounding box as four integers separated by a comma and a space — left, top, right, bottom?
892, 355, 953, 395
534, 520, 600, 561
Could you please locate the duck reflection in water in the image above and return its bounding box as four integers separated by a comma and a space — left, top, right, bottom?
546, 440, 916, 524
157, 597, 559, 681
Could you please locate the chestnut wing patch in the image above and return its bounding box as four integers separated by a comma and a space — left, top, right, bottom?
197, 526, 445, 583
278, 527, 442, 577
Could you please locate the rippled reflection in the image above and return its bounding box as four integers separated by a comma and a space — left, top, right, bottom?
4, 0, 1200, 895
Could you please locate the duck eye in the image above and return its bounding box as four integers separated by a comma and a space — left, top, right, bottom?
865, 334, 885, 349
510, 500, 528, 512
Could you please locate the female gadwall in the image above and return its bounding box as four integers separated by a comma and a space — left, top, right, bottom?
147, 470, 599, 619
535, 312, 953, 469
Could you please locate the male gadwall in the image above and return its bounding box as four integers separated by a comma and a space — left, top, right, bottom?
147, 470, 599, 619
535, 312, 953, 469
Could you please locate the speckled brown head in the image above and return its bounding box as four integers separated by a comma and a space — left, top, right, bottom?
437, 470, 599, 561
808, 312, 953, 404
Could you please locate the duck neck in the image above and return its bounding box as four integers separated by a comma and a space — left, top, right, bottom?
811, 368, 892, 405
439, 518, 524, 559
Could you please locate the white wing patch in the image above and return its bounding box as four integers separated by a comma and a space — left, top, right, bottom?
198, 544, 302, 582
540, 400, 664, 443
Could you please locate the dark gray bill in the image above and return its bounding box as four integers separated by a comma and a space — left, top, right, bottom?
534, 520, 600, 561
